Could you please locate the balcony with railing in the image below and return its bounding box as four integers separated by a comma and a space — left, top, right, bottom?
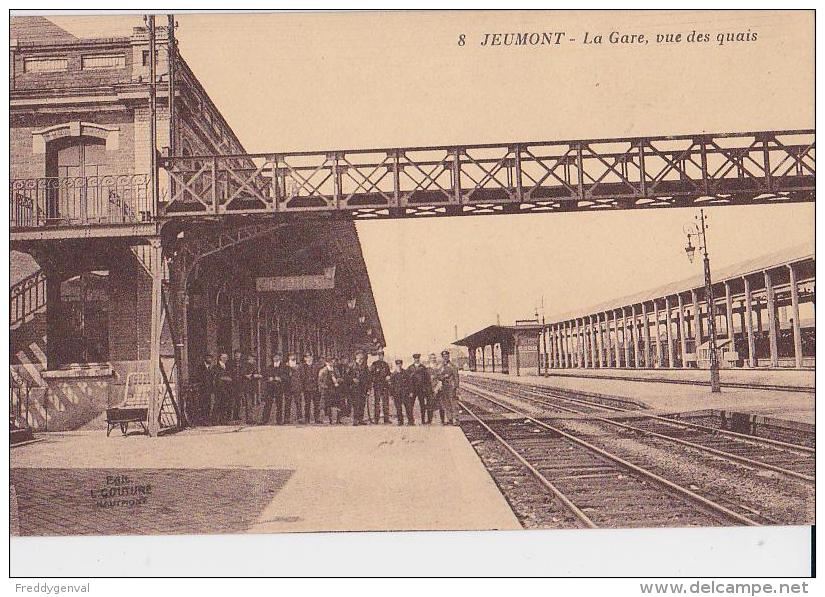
10, 174, 153, 230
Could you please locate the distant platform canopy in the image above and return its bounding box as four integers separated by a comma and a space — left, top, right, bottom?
459, 243, 814, 375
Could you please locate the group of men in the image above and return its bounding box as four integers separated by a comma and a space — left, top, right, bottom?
190, 348, 460, 427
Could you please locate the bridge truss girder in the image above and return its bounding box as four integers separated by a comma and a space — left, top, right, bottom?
159, 129, 815, 220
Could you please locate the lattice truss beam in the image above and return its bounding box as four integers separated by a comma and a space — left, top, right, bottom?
159, 130, 814, 220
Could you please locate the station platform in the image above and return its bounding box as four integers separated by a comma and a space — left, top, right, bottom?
519, 367, 815, 391
462, 370, 815, 424
10, 424, 520, 535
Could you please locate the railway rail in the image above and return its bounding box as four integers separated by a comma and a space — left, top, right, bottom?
464, 377, 815, 484
458, 385, 773, 529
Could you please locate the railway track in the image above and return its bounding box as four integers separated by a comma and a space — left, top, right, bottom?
464, 377, 815, 484
458, 386, 773, 529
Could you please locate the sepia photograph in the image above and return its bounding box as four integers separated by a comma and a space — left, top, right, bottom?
7, 7, 815, 579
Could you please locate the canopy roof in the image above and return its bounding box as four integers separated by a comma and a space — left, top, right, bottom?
454, 323, 542, 348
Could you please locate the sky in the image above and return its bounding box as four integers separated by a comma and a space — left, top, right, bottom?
47, 11, 815, 359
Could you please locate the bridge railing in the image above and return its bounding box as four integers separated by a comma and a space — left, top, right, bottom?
160, 130, 814, 218
9, 174, 153, 229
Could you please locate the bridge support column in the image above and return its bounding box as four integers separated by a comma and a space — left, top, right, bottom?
147, 237, 163, 437
789, 264, 803, 368
725, 281, 734, 351
764, 270, 779, 367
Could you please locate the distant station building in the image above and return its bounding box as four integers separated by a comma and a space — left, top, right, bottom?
454, 320, 544, 376
10, 17, 384, 431
458, 244, 814, 376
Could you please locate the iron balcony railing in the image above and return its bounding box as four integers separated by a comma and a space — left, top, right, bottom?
10, 174, 153, 229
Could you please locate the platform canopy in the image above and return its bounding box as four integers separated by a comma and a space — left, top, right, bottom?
454, 323, 543, 348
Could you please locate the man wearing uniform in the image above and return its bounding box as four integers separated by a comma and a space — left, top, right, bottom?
369, 350, 392, 424
407, 353, 432, 424
262, 353, 287, 425
351, 350, 371, 425
301, 352, 322, 423
389, 359, 414, 425
435, 350, 460, 425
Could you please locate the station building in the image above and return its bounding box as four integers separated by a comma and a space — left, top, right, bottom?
457, 244, 814, 376
10, 17, 384, 431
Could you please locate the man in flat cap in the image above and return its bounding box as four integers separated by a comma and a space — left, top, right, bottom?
389, 358, 414, 425
369, 349, 392, 424
407, 353, 432, 424
434, 350, 460, 425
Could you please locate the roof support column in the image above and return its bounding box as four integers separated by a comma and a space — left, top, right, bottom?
553, 325, 561, 369
631, 305, 640, 368
677, 293, 688, 368
491, 343, 496, 373
599, 312, 613, 368
641, 302, 651, 368
764, 270, 779, 367
596, 314, 605, 367
588, 315, 597, 368
575, 319, 582, 368
665, 296, 675, 368
653, 300, 662, 368
481, 345, 486, 372
612, 310, 621, 367
692, 289, 702, 346
565, 322, 572, 368
724, 280, 734, 345
622, 308, 631, 367
789, 264, 803, 368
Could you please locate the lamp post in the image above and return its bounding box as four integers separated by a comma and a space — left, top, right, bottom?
683, 209, 721, 393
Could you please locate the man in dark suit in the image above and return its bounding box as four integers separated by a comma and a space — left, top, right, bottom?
407, 353, 432, 424
389, 359, 413, 425
350, 350, 371, 426
262, 353, 287, 425
301, 352, 322, 424
212, 352, 234, 424
192, 354, 214, 425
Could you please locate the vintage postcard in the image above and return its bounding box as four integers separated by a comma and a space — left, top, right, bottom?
8, 8, 814, 576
